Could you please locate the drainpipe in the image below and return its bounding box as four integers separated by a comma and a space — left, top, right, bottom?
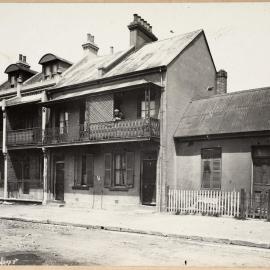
2, 100, 7, 200
41, 91, 48, 204
158, 68, 167, 212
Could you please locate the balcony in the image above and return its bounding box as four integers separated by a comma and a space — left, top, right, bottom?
44, 118, 160, 145
7, 128, 42, 147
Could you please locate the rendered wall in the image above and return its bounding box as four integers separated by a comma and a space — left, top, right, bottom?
175, 136, 270, 193
165, 33, 217, 194
48, 142, 159, 209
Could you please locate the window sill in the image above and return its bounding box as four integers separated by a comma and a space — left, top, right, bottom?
72, 185, 91, 190
108, 187, 130, 192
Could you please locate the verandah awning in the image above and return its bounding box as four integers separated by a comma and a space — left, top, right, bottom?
43, 79, 162, 104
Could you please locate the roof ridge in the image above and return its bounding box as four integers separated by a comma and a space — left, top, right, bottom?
141, 28, 203, 48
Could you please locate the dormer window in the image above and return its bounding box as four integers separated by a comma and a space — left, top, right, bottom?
10, 75, 16, 88
44, 65, 51, 80
38, 53, 73, 81
52, 64, 58, 77
4, 54, 37, 88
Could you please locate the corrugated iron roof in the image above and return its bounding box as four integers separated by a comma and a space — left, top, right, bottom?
5, 93, 43, 107
23, 72, 43, 85
105, 29, 202, 77
44, 79, 161, 104
55, 50, 124, 88
174, 87, 270, 139
56, 29, 202, 88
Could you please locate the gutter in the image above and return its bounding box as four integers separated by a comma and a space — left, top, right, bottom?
174, 130, 270, 142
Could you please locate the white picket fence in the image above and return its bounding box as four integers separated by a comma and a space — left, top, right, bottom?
167, 189, 240, 217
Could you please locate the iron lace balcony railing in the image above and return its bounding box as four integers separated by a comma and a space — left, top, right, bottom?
7, 127, 42, 146
44, 118, 160, 145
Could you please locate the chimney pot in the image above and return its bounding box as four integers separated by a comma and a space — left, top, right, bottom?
128, 14, 158, 49
23, 56, 26, 63
110, 46, 114, 54
19, 54, 23, 61
133, 14, 138, 22
87, 33, 91, 42
82, 33, 99, 57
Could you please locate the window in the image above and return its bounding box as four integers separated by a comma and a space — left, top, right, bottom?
114, 153, 126, 186
201, 148, 221, 189
44, 65, 51, 80
57, 110, 69, 134
74, 153, 94, 188
10, 75, 16, 88
141, 100, 156, 119
104, 152, 134, 188
253, 146, 270, 186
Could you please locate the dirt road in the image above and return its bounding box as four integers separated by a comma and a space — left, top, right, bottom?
0, 219, 270, 266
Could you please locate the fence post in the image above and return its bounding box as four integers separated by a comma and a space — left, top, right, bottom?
165, 185, 169, 212
240, 188, 246, 219
267, 190, 270, 222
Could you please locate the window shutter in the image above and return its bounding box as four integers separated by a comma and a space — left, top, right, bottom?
86, 154, 94, 187
74, 153, 80, 186
212, 158, 221, 189
104, 153, 112, 187
126, 152, 135, 188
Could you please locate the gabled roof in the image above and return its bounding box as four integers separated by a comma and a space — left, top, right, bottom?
38, 53, 73, 66
105, 29, 203, 77
55, 29, 203, 89
174, 87, 270, 139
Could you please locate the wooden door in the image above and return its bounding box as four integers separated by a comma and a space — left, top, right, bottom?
142, 159, 157, 205
54, 161, 64, 201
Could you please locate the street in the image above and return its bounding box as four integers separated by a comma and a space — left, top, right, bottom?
0, 219, 270, 266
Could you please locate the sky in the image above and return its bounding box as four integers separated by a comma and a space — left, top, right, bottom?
0, 3, 270, 92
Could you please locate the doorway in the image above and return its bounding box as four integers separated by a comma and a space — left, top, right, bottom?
54, 160, 65, 201
141, 152, 157, 205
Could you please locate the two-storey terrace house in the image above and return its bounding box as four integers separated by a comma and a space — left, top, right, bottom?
0, 53, 72, 202
0, 14, 218, 211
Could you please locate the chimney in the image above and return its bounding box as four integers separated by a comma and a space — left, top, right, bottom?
16, 76, 22, 97
216, 69, 227, 94
17, 54, 30, 68
128, 14, 158, 50
82, 33, 99, 57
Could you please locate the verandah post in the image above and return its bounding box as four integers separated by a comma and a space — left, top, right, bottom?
267, 189, 270, 222
2, 100, 8, 200
240, 188, 246, 219
42, 147, 48, 205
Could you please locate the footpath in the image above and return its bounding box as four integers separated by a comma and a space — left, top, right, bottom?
0, 203, 269, 249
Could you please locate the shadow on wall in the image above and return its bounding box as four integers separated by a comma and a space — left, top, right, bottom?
173, 136, 270, 156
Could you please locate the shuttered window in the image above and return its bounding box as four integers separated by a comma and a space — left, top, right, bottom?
201, 148, 221, 189
104, 152, 135, 188
104, 153, 112, 187
74, 153, 94, 187
126, 152, 135, 188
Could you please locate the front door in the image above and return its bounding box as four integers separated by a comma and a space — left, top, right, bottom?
54, 161, 65, 201
142, 158, 157, 205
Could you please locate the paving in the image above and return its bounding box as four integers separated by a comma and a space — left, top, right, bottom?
0, 202, 269, 249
